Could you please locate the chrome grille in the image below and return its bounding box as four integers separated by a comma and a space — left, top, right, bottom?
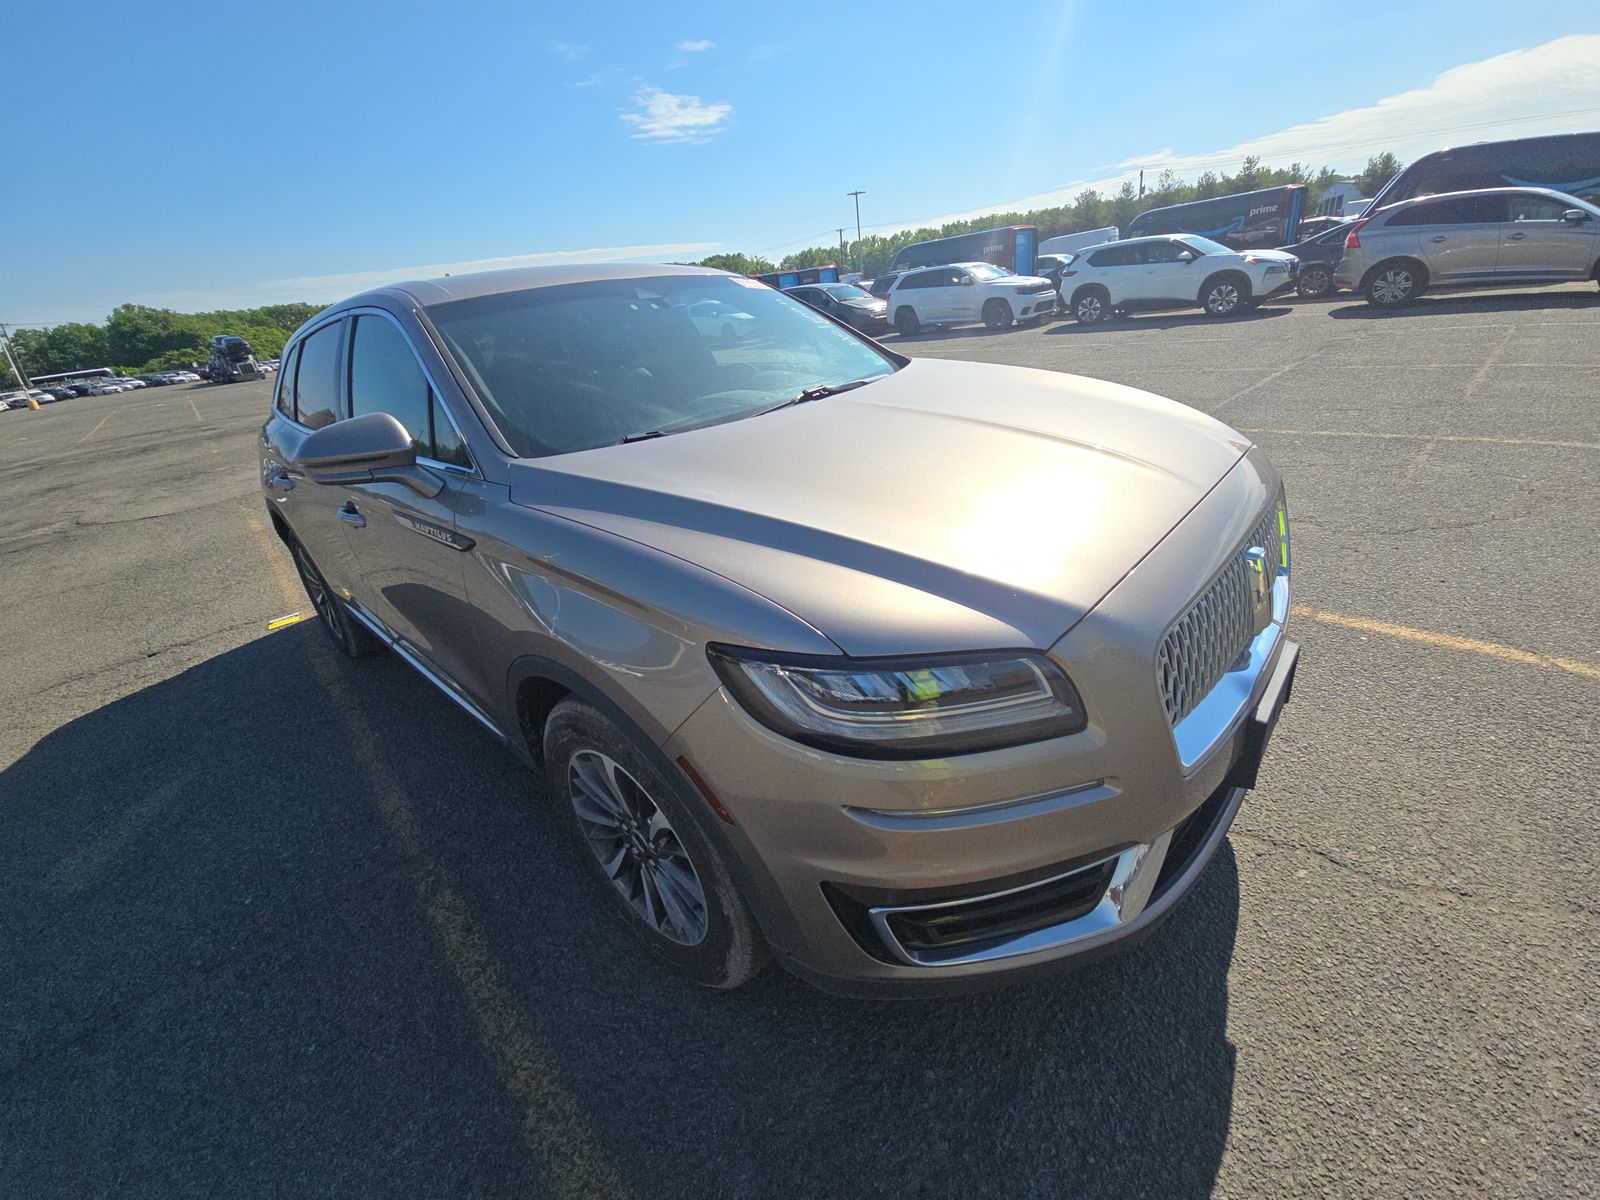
1158, 506, 1281, 727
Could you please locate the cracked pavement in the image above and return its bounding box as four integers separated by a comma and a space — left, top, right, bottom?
2, 285, 1597, 1199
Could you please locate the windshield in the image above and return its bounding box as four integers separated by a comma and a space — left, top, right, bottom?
965, 263, 1013, 280
1177, 235, 1235, 256
821, 284, 870, 301
427, 275, 897, 457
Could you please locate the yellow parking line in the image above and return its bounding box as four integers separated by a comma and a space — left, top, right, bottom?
1241, 428, 1600, 453
188, 395, 204, 424
266, 612, 308, 631
1292, 604, 1599, 681
75, 409, 120, 443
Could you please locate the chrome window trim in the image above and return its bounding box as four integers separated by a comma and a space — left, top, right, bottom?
866, 830, 1173, 968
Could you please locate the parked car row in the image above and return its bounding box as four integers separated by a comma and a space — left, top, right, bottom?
817, 186, 1600, 338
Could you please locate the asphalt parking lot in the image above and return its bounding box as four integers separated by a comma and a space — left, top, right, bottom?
2, 284, 1597, 1199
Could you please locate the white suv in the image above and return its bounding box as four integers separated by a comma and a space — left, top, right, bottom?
1061, 235, 1300, 323
886, 261, 1058, 335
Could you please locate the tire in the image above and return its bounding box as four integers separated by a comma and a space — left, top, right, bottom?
1296, 263, 1334, 300
982, 298, 1014, 330
893, 306, 921, 336
543, 698, 768, 989
1200, 273, 1251, 316
287, 536, 382, 658
1071, 286, 1111, 324
1364, 259, 1426, 308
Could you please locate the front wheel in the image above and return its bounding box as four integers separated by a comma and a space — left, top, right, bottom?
1296, 263, 1334, 299
982, 298, 1014, 330
544, 699, 768, 989
1365, 260, 1425, 308
1201, 274, 1251, 316
893, 306, 921, 336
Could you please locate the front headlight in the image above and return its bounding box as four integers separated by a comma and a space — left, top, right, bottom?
707, 646, 1087, 758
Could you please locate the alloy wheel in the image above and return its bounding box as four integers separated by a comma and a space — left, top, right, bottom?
568, 750, 709, 946
290, 541, 347, 651
1076, 294, 1104, 323
1372, 268, 1414, 305
1206, 283, 1240, 314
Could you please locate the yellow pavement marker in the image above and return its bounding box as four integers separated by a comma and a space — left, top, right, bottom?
1292, 604, 1599, 681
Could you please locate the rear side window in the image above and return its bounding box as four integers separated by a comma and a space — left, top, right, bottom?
1088, 245, 1136, 267
1391, 195, 1505, 226
293, 321, 344, 429
274, 343, 300, 417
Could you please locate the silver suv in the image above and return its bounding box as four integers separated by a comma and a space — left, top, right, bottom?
261, 264, 1298, 994
1335, 187, 1600, 307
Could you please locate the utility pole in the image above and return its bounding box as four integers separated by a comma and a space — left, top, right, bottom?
0, 323, 30, 391
838, 228, 847, 266
847, 189, 865, 253
1139, 169, 1145, 198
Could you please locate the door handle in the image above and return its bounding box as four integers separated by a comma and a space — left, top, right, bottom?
1506, 232, 1526, 240
1429, 235, 1448, 243
338, 502, 366, 528
265, 469, 295, 493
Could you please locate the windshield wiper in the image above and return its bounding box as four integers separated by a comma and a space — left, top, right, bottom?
758, 376, 880, 416
617, 430, 666, 444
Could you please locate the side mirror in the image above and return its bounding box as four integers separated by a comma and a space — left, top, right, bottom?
959, 276, 975, 285
1562, 208, 1589, 225
294, 411, 442, 497
1177, 250, 1197, 263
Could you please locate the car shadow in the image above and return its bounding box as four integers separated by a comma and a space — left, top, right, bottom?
886, 319, 1059, 343
0, 627, 1240, 1198
1046, 306, 1294, 334
1328, 288, 1600, 319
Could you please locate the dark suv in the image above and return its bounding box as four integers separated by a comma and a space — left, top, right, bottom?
1277, 220, 1356, 299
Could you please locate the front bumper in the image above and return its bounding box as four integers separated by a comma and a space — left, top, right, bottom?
663, 451, 1295, 993
1015, 293, 1058, 320
1258, 266, 1300, 299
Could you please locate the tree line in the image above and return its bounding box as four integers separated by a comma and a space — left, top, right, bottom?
2, 302, 324, 388
697, 153, 1404, 279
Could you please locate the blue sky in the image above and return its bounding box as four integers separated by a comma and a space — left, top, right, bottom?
4, 1, 1599, 324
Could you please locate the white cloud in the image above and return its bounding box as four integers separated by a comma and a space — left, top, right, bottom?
771, 34, 1600, 252
122, 242, 722, 314
676, 39, 715, 52
620, 86, 733, 143
547, 40, 587, 61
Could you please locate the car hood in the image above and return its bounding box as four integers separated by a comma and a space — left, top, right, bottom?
507, 358, 1251, 654
843, 297, 887, 310
1245, 249, 1298, 263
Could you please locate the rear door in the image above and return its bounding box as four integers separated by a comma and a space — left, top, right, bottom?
339, 309, 486, 706
1395, 194, 1505, 281
262, 319, 363, 597
1086, 243, 1145, 303
1499, 192, 1597, 280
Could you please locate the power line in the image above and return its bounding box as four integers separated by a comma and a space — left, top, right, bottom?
759, 106, 1600, 253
